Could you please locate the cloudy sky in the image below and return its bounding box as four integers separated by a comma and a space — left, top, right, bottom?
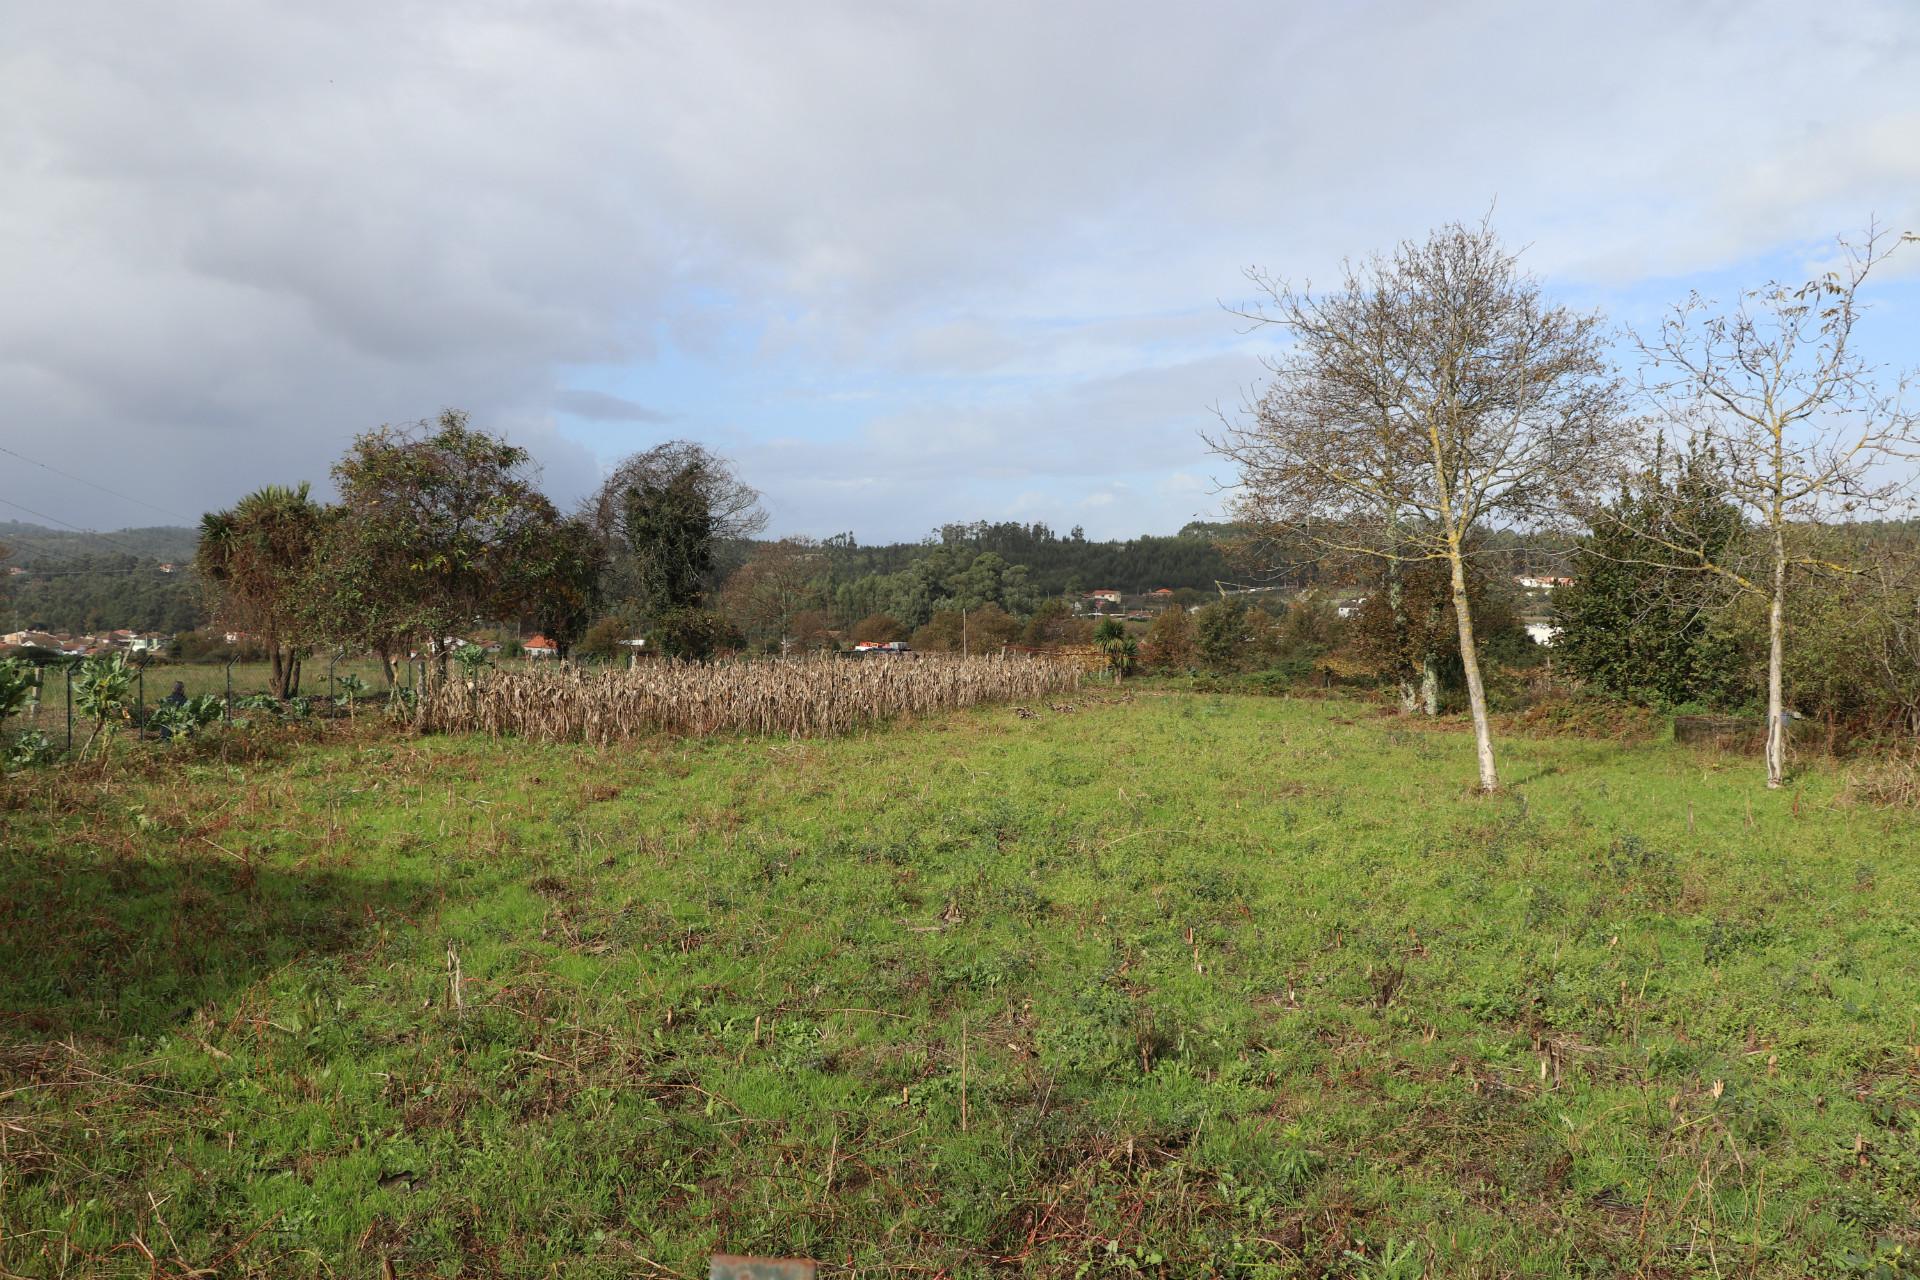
2, 1, 1916, 543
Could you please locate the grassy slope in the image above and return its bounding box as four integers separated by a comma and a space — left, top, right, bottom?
1, 693, 1916, 1277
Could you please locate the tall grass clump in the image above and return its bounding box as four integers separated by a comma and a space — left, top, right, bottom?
415, 653, 1080, 742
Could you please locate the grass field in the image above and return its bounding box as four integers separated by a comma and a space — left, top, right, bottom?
2, 692, 1916, 1277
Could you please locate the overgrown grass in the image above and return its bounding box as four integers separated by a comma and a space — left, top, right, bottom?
2, 692, 1916, 1277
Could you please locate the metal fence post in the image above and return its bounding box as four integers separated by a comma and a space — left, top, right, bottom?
64, 664, 73, 754
225, 654, 238, 723
136, 663, 145, 741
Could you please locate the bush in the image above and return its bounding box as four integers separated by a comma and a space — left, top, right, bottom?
1139, 606, 1197, 672
148, 694, 225, 741
911, 605, 1022, 653
1021, 599, 1091, 648
850, 614, 908, 644
4, 730, 59, 771
649, 608, 744, 660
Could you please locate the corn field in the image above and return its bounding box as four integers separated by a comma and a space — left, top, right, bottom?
414, 653, 1082, 743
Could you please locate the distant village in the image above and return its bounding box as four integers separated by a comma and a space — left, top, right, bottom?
1, 627, 173, 658
1, 575, 1573, 663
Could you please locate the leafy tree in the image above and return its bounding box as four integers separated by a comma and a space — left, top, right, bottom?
329, 411, 569, 664
622, 465, 716, 622
786, 609, 837, 652
1779, 538, 1920, 737
196, 482, 324, 698
304, 507, 416, 685
576, 616, 632, 660
1557, 448, 1749, 708
520, 517, 607, 659
587, 441, 765, 610
1193, 600, 1253, 672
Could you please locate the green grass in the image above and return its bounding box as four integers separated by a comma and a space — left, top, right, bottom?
2, 692, 1916, 1277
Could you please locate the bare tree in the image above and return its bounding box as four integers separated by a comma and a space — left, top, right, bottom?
720, 537, 826, 653
1212, 219, 1624, 792
1626, 224, 1917, 788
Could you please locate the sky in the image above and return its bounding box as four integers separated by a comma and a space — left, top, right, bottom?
2, 0, 1917, 545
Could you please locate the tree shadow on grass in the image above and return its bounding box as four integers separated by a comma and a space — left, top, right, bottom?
0, 845, 429, 1044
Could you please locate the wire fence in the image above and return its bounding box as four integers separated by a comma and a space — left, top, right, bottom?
4, 654, 397, 756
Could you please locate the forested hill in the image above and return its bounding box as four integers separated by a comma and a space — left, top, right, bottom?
0, 522, 204, 633
817, 521, 1243, 594
0, 521, 198, 564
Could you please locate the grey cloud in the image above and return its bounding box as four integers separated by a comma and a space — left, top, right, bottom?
1, 1, 1915, 537
555, 390, 675, 424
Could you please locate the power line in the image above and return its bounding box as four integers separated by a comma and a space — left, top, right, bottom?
0, 443, 196, 524
0, 495, 162, 560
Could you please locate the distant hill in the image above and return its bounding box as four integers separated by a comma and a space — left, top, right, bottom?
0, 521, 199, 565
817, 520, 1247, 595
0, 522, 204, 634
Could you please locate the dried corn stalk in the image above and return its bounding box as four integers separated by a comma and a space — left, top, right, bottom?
414, 653, 1080, 743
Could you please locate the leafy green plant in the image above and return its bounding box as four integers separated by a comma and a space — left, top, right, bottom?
148, 694, 226, 741
0, 657, 37, 724
335, 673, 368, 717
4, 729, 58, 771
450, 643, 492, 678
72, 652, 135, 760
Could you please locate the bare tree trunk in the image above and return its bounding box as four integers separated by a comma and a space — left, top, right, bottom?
270, 645, 287, 700
1765, 529, 1787, 789
1387, 557, 1417, 713
1419, 597, 1448, 716
1447, 545, 1499, 793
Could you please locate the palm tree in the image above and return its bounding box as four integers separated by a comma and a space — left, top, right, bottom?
196, 484, 323, 699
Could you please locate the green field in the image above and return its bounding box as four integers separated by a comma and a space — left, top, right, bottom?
2, 693, 1916, 1277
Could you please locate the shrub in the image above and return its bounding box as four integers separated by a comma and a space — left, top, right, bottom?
1139, 606, 1197, 672
850, 614, 908, 644
649, 608, 745, 660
